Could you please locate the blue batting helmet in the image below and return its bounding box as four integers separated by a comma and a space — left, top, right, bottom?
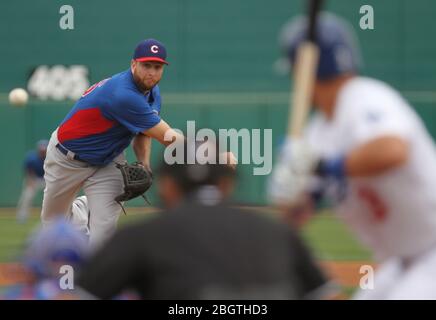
23, 218, 89, 279
279, 12, 362, 80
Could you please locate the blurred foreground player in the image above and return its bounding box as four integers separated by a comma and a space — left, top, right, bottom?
76, 141, 329, 300
269, 13, 436, 299
16, 140, 48, 223
2, 218, 88, 300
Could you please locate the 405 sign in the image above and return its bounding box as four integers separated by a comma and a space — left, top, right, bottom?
27, 65, 90, 101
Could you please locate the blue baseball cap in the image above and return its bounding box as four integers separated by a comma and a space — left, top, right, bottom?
133, 39, 169, 65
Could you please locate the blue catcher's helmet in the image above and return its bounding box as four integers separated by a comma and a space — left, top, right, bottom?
24, 218, 89, 279
279, 12, 362, 80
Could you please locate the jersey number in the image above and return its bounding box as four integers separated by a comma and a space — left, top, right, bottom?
357, 186, 388, 222
81, 78, 109, 97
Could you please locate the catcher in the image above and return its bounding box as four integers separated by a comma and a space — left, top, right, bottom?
41, 39, 184, 249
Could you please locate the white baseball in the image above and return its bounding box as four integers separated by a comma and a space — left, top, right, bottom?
9, 88, 29, 106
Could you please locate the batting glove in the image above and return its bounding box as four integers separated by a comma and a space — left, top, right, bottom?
268, 138, 319, 206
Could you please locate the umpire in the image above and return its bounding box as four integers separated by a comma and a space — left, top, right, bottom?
76, 141, 329, 299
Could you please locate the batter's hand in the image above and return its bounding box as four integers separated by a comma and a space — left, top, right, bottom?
268, 138, 319, 206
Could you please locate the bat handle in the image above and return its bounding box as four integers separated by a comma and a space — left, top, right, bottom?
287, 42, 319, 138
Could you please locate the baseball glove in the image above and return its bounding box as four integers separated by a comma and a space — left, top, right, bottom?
114, 161, 153, 212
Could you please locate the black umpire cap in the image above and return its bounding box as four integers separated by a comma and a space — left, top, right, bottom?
158, 140, 236, 193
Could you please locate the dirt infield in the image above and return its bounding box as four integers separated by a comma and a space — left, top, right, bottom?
0, 263, 30, 286
322, 261, 376, 288
0, 261, 375, 289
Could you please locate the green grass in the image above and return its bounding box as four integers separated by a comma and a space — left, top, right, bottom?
0, 213, 40, 262
0, 207, 370, 263
0, 208, 156, 262
302, 210, 371, 261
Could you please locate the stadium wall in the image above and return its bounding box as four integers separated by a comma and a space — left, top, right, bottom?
0, 0, 435, 206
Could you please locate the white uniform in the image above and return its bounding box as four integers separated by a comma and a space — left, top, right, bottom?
305, 77, 436, 299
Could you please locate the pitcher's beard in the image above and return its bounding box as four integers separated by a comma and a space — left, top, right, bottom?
133, 73, 157, 93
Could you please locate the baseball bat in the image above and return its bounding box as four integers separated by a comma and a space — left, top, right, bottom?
287, 0, 323, 137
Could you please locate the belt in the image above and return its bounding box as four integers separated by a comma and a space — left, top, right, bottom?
56, 143, 83, 162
